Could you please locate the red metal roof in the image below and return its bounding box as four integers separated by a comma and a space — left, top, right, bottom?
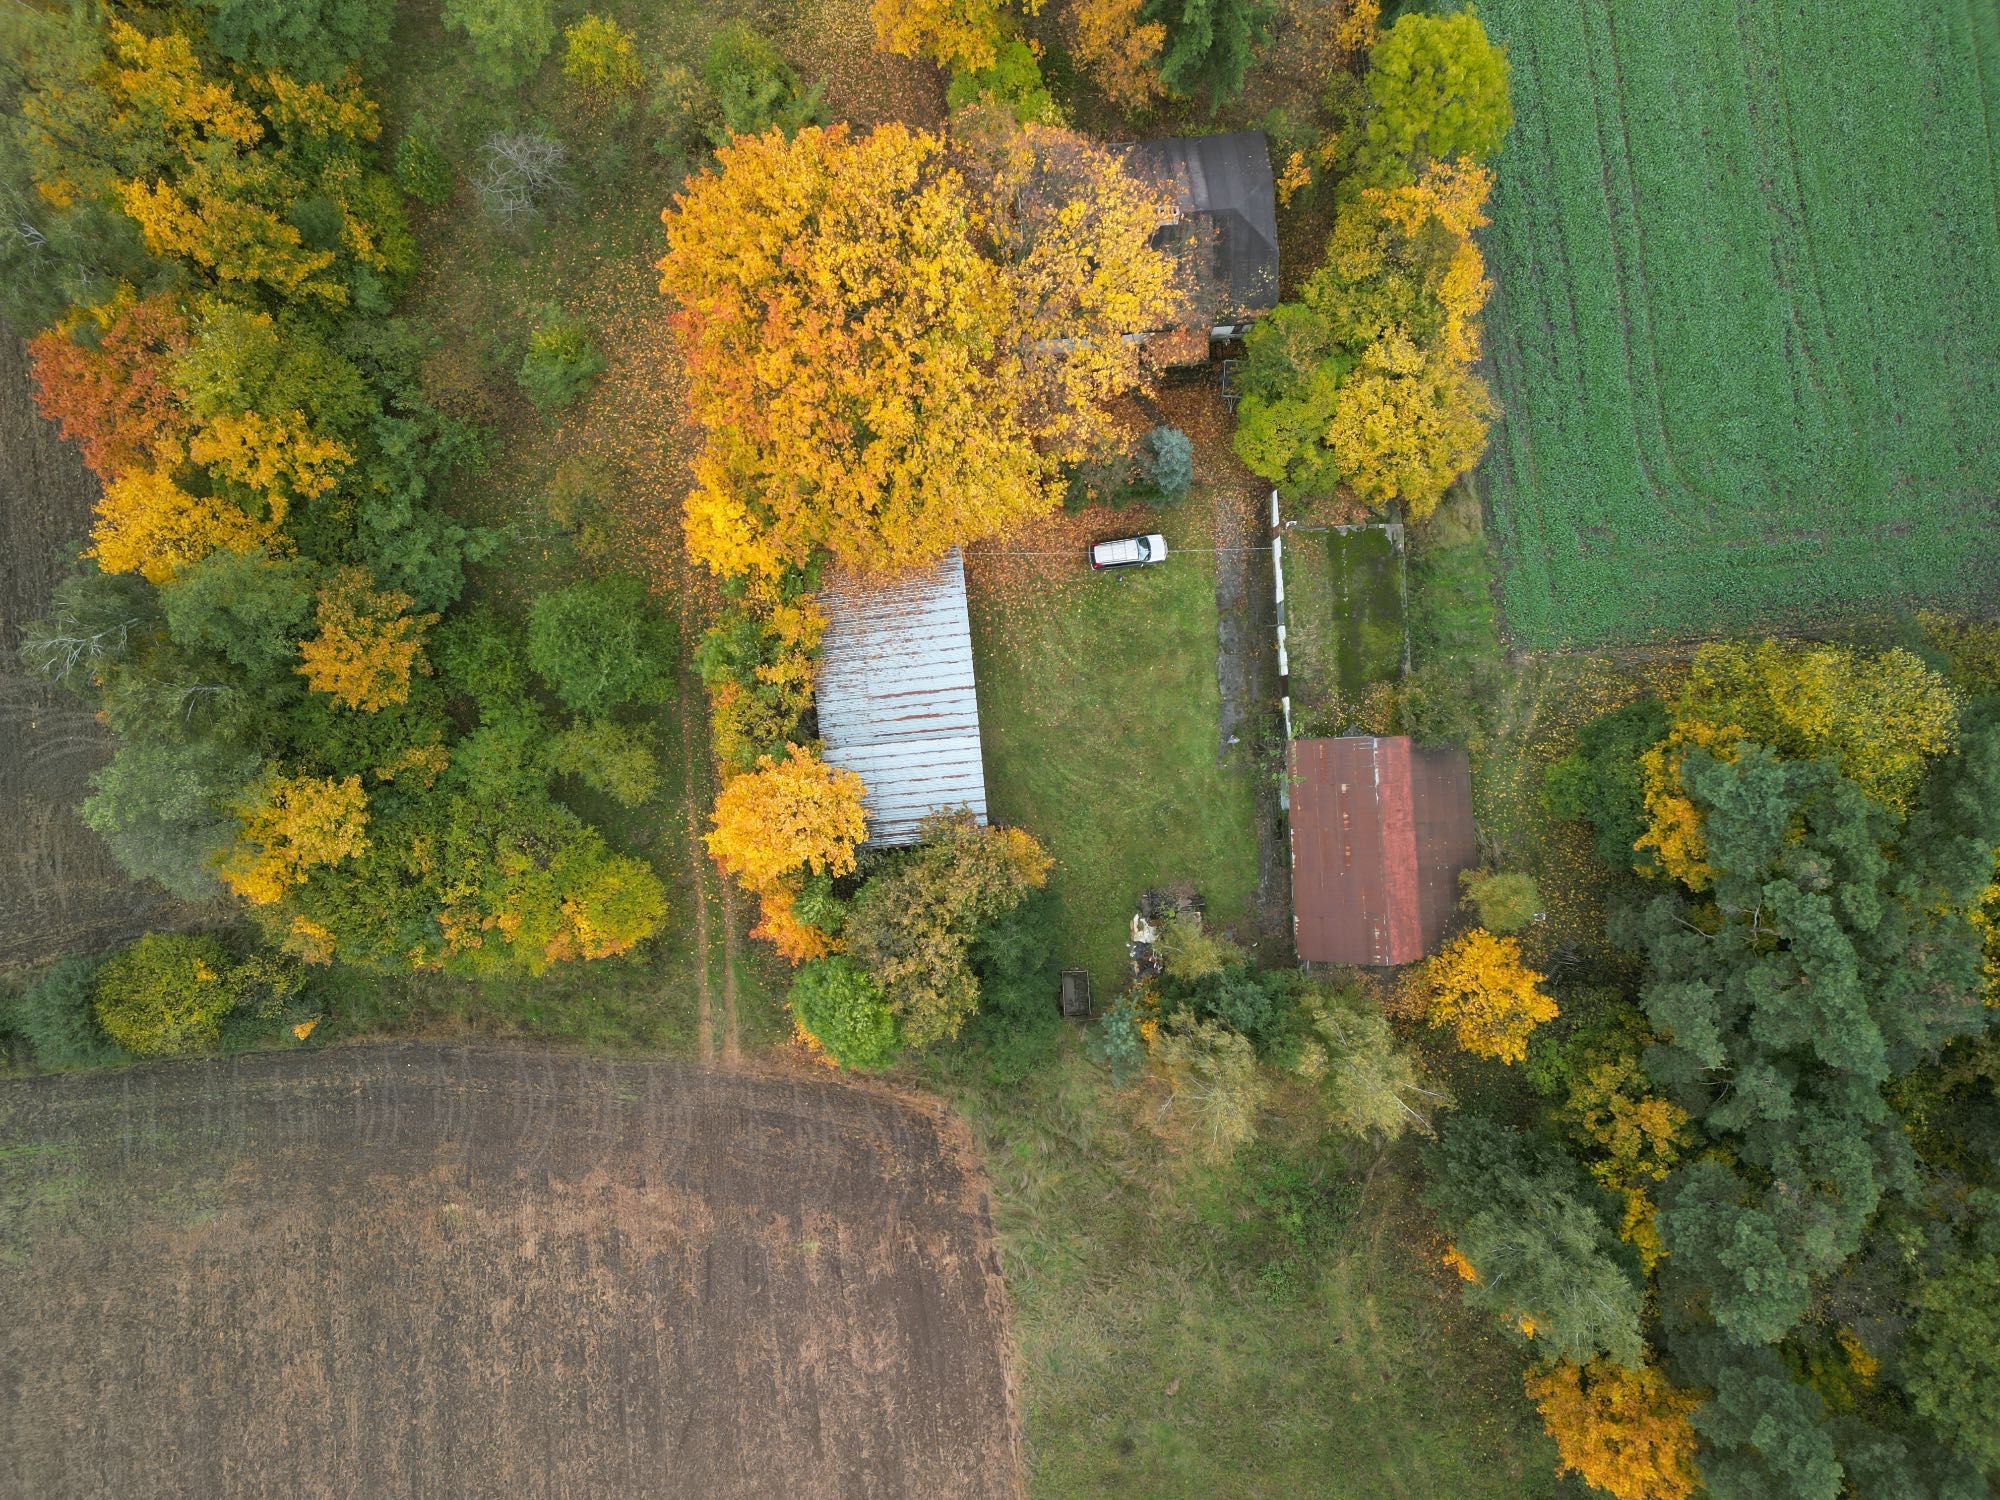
1289, 736, 1477, 966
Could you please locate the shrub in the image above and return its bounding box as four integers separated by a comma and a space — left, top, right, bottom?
3, 956, 125, 1069
790, 957, 904, 1071
543, 453, 620, 565
1139, 424, 1194, 500
92, 934, 239, 1057
562, 14, 644, 102
526, 575, 676, 716
548, 719, 661, 807
517, 310, 605, 412
1157, 911, 1240, 983
442, 0, 555, 89
701, 23, 827, 144
1461, 868, 1540, 934
945, 37, 1059, 124
1087, 996, 1146, 1084
434, 605, 532, 717
393, 118, 454, 207
1543, 697, 1669, 875
966, 887, 1062, 1083
475, 131, 573, 227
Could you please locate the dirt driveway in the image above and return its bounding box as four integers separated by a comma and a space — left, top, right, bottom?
0, 1044, 1023, 1500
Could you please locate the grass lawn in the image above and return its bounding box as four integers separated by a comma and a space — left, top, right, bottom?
946, 1044, 1566, 1499
1479, 0, 2000, 646
970, 515, 1261, 994
1282, 525, 1407, 735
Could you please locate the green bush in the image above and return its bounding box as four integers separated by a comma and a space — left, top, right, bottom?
442, 0, 554, 89
966, 888, 1061, 1084
394, 120, 454, 207
790, 957, 904, 1071
793, 871, 848, 935
1364, 10, 1513, 170
702, 23, 827, 145
92, 934, 239, 1057
1139, 425, 1195, 500
527, 575, 677, 717
543, 453, 620, 566
517, 310, 605, 412
548, 719, 662, 807
946, 37, 1059, 124
1086, 997, 1146, 1084
1542, 697, 1669, 874
3, 956, 125, 1070
1460, 869, 1539, 934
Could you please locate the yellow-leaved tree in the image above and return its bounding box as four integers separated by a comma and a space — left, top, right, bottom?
1416, 927, 1557, 1063
971, 121, 1187, 462
706, 744, 868, 893
871, 0, 1007, 70
1523, 1359, 1702, 1500
1637, 642, 1960, 887
1327, 328, 1493, 520
90, 467, 274, 583
297, 567, 439, 711
220, 773, 371, 905
1072, 0, 1166, 110
659, 122, 1181, 579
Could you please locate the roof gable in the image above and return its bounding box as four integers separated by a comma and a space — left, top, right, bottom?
1121, 132, 1280, 322
816, 549, 989, 847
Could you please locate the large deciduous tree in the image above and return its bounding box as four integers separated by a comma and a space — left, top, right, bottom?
658, 121, 1180, 579
843, 811, 1052, 1045
706, 744, 869, 892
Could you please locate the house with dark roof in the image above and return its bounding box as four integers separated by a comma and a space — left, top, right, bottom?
1122, 132, 1281, 341
815, 548, 988, 848
1287, 735, 1477, 966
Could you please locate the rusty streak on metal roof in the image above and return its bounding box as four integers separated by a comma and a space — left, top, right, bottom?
1288, 736, 1477, 966
817, 548, 988, 848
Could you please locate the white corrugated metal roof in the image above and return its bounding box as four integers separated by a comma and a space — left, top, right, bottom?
816, 549, 989, 847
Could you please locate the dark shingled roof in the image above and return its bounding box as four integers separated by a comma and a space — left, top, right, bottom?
1122, 132, 1280, 324
1289, 736, 1478, 967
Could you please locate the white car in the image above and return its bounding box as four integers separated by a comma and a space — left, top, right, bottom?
1090, 533, 1169, 571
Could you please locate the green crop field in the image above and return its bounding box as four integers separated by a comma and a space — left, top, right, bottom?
1478, 0, 2000, 647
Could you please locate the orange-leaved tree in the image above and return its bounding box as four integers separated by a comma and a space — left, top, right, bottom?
1523, 1359, 1702, 1500
706, 743, 868, 893
1416, 927, 1557, 1063
296, 567, 439, 711
90, 466, 275, 583
27, 289, 193, 481
220, 773, 371, 905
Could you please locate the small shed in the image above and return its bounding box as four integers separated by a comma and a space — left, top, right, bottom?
1122, 132, 1281, 338
1288, 735, 1477, 966
816, 548, 989, 848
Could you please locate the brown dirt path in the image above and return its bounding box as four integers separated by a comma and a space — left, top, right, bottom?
0, 1043, 1024, 1500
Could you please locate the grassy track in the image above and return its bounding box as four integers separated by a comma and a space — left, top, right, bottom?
971, 537, 1260, 993
1283, 526, 1406, 734
1480, 0, 2000, 646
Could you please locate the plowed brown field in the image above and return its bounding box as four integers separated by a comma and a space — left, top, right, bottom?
0, 1044, 1022, 1500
